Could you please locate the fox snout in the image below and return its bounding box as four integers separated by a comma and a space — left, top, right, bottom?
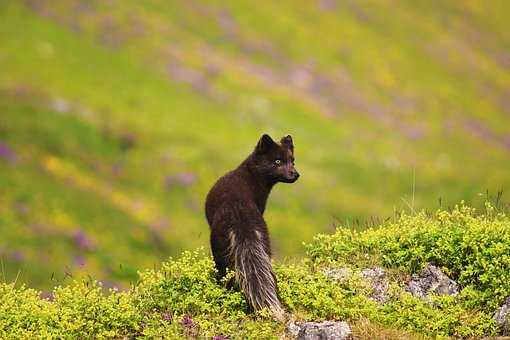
292, 170, 300, 180
283, 168, 300, 183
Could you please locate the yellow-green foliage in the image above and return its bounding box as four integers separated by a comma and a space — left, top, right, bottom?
2, 205, 507, 340
0, 251, 280, 339
134, 251, 248, 317
0, 281, 140, 339
307, 202, 510, 310
276, 264, 496, 338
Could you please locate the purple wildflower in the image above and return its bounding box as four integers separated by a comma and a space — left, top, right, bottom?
73, 255, 86, 266
318, 0, 337, 11
0, 142, 16, 163
39, 291, 54, 301
180, 314, 195, 328
10, 250, 25, 262
212, 336, 229, 340
164, 172, 197, 189
72, 229, 94, 251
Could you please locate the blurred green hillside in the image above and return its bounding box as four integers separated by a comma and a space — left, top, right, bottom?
0, 0, 509, 290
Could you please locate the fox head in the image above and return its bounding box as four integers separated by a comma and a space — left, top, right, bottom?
250, 134, 300, 184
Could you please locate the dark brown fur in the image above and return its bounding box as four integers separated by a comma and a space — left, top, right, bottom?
205, 134, 299, 318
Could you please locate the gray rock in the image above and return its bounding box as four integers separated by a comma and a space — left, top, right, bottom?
495, 297, 510, 335
286, 321, 302, 337
361, 267, 389, 303
286, 321, 352, 340
322, 267, 351, 283
405, 264, 458, 299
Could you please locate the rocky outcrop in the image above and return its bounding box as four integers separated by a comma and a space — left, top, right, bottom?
494, 297, 510, 335
323, 266, 389, 304
286, 321, 352, 340
322, 267, 352, 283
405, 264, 459, 299
361, 267, 389, 304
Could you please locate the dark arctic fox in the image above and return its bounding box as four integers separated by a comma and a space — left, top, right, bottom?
205, 134, 299, 319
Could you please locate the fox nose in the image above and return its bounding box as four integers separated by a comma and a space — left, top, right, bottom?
292, 170, 300, 179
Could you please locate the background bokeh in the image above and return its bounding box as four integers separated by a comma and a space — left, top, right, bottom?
1, 0, 509, 291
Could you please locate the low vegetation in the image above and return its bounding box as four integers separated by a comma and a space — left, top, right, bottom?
1, 203, 508, 338
307, 202, 510, 310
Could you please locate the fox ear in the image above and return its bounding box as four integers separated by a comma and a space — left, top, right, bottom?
280, 135, 294, 151
255, 134, 276, 154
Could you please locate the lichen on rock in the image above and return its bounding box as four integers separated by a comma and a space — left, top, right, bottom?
405, 264, 459, 299
361, 267, 389, 304
286, 320, 352, 340
494, 296, 510, 335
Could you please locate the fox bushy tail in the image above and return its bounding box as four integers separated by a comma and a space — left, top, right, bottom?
228, 230, 284, 320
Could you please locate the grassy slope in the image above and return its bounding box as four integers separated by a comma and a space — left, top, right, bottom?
0, 1, 509, 289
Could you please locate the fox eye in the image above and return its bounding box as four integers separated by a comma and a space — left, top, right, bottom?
274, 159, 281, 165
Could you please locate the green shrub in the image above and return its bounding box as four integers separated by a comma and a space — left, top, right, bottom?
51, 281, 140, 338
0, 283, 55, 339
133, 249, 247, 318
132, 249, 279, 339
276, 263, 378, 320
0, 281, 140, 339
307, 202, 510, 310
0, 204, 508, 338
377, 293, 497, 338
276, 263, 496, 338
